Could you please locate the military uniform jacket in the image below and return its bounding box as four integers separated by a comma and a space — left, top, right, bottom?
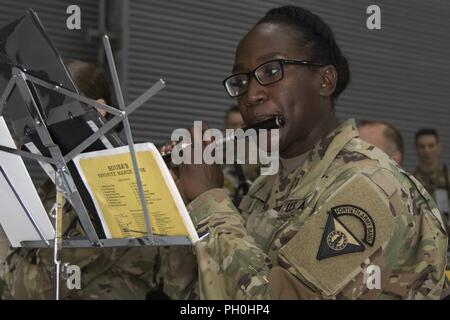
186, 119, 448, 299
413, 165, 450, 200
1, 180, 159, 300
413, 164, 450, 221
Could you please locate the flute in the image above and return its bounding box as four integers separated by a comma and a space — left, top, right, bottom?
161, 115, 285, 164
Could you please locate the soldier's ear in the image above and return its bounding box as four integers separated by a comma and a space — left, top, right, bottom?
391, 151, 402, 166
319, 65, 337, 98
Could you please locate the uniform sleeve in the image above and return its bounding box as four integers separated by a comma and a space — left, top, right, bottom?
188, 188, 274, 299
188, 169, 448, 300
188, 188, 333, 299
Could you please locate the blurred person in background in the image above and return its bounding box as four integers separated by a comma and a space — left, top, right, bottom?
413, 128, 449, 233
358, 120, 403, 166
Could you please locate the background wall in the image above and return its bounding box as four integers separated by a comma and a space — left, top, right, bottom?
0, 0, 449, 185
119, 0, 450, 172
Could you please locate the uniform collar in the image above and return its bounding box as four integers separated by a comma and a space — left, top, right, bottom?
280, 152, 309, 173
251, 119, 358, 202
278, 119, 358, 198
304, 118, 358, 177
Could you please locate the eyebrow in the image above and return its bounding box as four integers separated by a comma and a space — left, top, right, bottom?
232, 51, 287, 73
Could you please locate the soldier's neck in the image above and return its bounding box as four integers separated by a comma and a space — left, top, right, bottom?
280, 116, 338, 159
280, 152, 309, 173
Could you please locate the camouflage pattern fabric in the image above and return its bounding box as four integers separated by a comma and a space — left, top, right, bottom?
0, 225, 8, 299
173, 119, 448, 299
413, 165, 450, 197
222, 164, 241, 196
158, 245, 199, 300
223, 164, 261, 193
413, 165, 450, 230
0, 179, 160, 300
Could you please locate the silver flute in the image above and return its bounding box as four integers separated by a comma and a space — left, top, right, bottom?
161, 115, 285, 164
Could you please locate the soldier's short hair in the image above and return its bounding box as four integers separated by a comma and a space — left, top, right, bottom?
65, 59, 123, 132
415, 128, 439, 144
65, 59, 112, 106
257, 6, 350, 106
358, 120, 404, 158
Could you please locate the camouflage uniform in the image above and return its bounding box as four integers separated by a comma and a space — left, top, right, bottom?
223, 163, 261, 206
0, 225, 8, 298
166, 119, 448, 299
1, 179, 160, 300
413, 165, 450, 231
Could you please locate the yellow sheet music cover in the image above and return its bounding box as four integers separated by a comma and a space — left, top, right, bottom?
73, 143, 198, 243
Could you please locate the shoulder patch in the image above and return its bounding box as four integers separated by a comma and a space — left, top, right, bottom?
330, 205, 376, 246
317, 211, 365, 260
279, 173, 395, 297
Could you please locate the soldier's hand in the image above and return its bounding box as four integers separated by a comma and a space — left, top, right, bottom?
159, 141, 188, 202
177, 124, 224, 202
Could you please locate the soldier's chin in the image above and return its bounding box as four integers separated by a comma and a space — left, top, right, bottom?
254, 130, 281, 155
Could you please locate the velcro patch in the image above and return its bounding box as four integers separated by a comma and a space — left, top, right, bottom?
279, 174, 395, 297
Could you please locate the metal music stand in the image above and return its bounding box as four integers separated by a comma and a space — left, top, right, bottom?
0, 10, 191, 299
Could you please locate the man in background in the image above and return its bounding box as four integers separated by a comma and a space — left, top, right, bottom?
358, 120, 404, 166
224, 105, 245, 130
413, 128, 449, 232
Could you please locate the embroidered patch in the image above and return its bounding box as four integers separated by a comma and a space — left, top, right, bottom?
317, 205, 377, 260
330, 205, 376, 246
317, 211, 365, 260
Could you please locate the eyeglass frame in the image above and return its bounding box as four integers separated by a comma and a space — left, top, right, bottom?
222, 59, 326, 97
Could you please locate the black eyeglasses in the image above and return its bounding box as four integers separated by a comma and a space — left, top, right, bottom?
223, 59, 325, 97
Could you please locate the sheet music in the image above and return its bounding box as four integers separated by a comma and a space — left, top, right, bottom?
73, 143, 198, 243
